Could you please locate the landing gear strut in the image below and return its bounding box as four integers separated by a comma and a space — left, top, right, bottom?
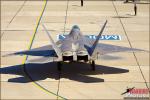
57, 62, 62, 71
81, 0, 83, 7
90, 60, 95, 71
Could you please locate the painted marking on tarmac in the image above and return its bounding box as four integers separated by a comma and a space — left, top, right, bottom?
57, 34, 121, 40
21, 0, 67, 99
1, 1, 26, 38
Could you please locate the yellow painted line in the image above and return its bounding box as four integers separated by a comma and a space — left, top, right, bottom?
22, 0, 66, 99
23, 0, 47, 64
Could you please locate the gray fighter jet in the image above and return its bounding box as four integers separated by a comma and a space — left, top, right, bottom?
40, 20, 108, 71
4, 20, 144, 71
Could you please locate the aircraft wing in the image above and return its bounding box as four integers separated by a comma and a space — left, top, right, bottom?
96, 43, 144, 54
3, 45, 57, 57
90, 42, 145, 59
2, 44, 62, 64
3, 38, 63, 57
84, 35, 145, 60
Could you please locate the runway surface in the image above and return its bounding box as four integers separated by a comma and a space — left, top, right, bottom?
1, 0, 149, 99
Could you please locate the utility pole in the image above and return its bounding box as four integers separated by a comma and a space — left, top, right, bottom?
81, 0, 83, 7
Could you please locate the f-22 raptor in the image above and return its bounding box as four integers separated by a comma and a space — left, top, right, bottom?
40, 20, 107, 70
41, 20, 108, 71
5, 20, 143, 71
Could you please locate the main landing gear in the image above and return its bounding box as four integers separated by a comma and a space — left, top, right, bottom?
57, 60, 96, 71
57, 62, 62, 71
90, 60, 95, 71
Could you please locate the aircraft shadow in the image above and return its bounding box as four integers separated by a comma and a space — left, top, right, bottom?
0, 62, 129, 83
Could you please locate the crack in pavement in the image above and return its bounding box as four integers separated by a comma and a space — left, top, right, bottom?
112, 0, 149, 90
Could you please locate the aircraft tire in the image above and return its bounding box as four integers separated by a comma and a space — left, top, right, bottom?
91, 60, 95, 71
57, 62, 62, 71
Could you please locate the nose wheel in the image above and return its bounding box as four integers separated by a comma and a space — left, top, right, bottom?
90, 60, 95, 71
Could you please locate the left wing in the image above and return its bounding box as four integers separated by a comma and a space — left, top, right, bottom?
42, 24, 62, 59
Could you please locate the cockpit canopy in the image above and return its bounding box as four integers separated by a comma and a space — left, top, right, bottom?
69, 25, 82, 40
72, 25, 80, 30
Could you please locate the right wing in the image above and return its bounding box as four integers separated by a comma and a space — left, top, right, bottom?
93, 43, 145, 55
84, 36, 145, 60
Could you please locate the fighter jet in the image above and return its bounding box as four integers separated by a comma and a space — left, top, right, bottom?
39, 20, 108, 71
4, 20, 144, 71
